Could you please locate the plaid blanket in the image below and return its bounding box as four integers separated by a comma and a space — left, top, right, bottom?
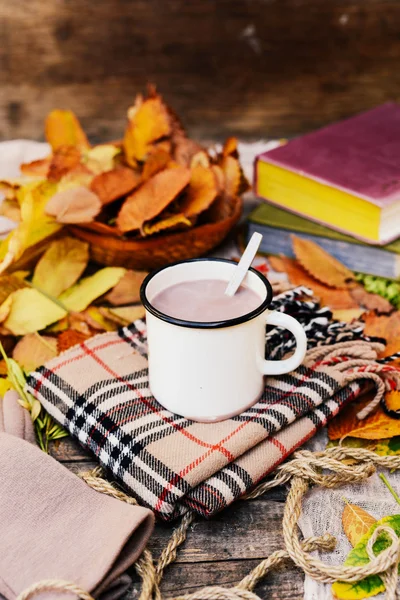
26, 289, 388, 521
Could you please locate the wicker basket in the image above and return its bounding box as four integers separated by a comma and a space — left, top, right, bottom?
69, 195, 242, 270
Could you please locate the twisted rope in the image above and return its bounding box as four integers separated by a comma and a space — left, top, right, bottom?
16, 446, 400, 600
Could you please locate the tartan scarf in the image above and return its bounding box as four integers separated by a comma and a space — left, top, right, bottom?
26, 289, 394, 521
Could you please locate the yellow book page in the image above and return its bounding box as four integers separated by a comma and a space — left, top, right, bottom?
256, 161, 380, 242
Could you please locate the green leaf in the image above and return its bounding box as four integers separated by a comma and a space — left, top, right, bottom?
332, 515, 400, 599
58, 267, 126, 312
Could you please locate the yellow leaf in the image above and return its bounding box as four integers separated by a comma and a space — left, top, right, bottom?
142, 214, 191, 236
59, 267, 126, 312
0, 296, 14, 323
79, 306, 117, 332
45, 109, 90, 152
3, 288, 67, 335
331, 308, 366, 323
342, 502, 377, 547
123, 93, 171, 165
32, 237, 89, 297
0, 274, 27, 305
105, 270, 147, 306
13, 333, 58, 372
0, 378, 12, 397
83, 144, 121, 174
108, 305, 146, 323
292, 236, 354, 288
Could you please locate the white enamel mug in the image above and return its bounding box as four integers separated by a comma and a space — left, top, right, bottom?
140, 258, 307, 422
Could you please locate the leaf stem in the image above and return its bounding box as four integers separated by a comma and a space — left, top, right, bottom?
380, 473, 400, 506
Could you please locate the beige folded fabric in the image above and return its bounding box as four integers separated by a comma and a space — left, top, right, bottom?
0, 391, 154, 600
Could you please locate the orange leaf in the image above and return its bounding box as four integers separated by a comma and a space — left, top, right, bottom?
328, 394, 400, 440
363, 311, 400, 357
385, 390, 400, 412
47, 146, 82, 182
90, 167, 141, 205
222, 137, 239, 158
180, 165, 218, 217
45, 109, 90, 152
222, 156, 241, 198
141, 148, 171, 181
277, 257, 358, 309
123, 93, 171, 165
105, 270, 147, 306
58, 330, 90, 352
349, 284, 393, 313
20, 157, 51, 177
116, 166, 190, 233
292, 236, 354, 288
268, 256, 286, 272
173, 136, 203, 167
45, 186, 101, 224
342, 503, 377, 547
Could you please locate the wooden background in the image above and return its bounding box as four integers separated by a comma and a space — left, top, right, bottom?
1, 0, 400, 143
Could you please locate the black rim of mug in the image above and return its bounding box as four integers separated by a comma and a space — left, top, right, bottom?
140, 257, 273, 330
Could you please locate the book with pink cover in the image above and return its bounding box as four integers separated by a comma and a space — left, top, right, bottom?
255, 103, 400, 244
258, 103, 400, 205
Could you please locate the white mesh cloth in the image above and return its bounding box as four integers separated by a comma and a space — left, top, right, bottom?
300, 431, 400, 599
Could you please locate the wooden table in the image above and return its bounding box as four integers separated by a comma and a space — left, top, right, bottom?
54, 437, 304, 598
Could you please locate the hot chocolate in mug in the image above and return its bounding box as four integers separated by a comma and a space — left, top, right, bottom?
140, 258, 307, 422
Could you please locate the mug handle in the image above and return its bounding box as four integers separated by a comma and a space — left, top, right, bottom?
258, 311, 307, 376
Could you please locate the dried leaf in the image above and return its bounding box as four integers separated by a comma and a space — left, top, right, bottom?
78, 306, 117, 332
47, 146, 82, 182
57, 330, 90, 352
3, 288, 67, 335
362, 311, 400, 357
123, 93, 171, 165
90, 167, 141, 205
117, 166, 190, 232
268, 256, 286, 272
349, 284, 393, 313
59, 267, 126, 312
331, 308, 366, 323
32, 237, 89, 297
104, 305, 146, 324
0, 198, 21, 222
221, 156, 241, 198
328, 394, 400, 441
276, 257, 358, 310
0, 274, 27, 305
45, 185, 101, 224
222, 137, 239, 158
292, 236, 354, 288
105, 270, 147, 306
142, 214, 192, 236
20, 157, 51, 177
45, 109, 90, 152
141, 148, 171, 181
180, 165, 218, 217
385, 390, 400, 412
190, 151, 210, 169
83, 144, 121, 174
13, 333, 58, 372
173, 136, 203, 167
342, 503, 377, 547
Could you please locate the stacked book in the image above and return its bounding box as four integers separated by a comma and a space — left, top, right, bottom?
249, 104, 400, 279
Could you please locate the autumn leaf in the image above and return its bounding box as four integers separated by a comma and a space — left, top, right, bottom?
332, 514, 400, 599
57, 330, 89, 353
384, 390, 400, 413
275, 257, 358, 310
59, 267, 126, 312
292, 236, 354, 288
142, 214, 192, 236
32, 237, 89, 297
362, 311, 400, 358
45, 185, 101, 224
47, 146, 82, 182
0, 198, 21, 222
90, 167, 141, 205
222, 137, 239, 158
0, 378, 12, 397
342, 501, 377, 547
105, 270, 147, 306
123, 93, 171, 165
180, 165, 218, 217
190, 151, 210, 169
20, 157, 51, 178
173, 136, 203, 168
141, 148, 171, 181
331, 308, 366, 323
328, 395, 400, 441
77, 306, 117, 332
101, 305, 146, 325
0, 274, 27, 305
116, 166, 190, 232
13, 333, 58, 372
45, 109, 90, 152
2, 288, 67, 335
349, 284, 393, 313
83, 144, 121, 174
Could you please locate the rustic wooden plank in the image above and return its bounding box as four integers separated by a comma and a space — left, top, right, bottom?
1, 1, 400, 142
127, 560, 304, 599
